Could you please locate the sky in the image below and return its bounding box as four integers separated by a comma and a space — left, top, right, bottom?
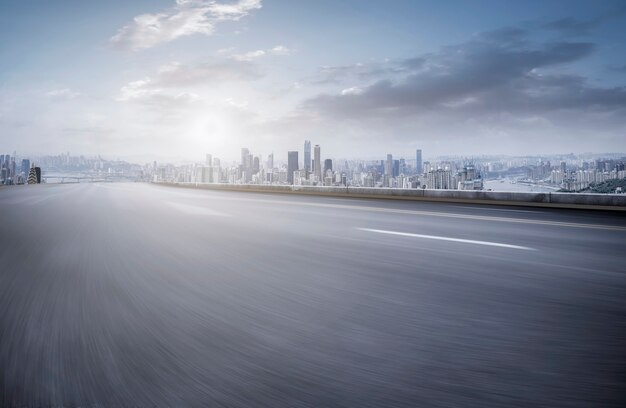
0, 0, 625, 163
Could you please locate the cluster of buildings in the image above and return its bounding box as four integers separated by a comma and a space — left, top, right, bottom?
525, 158, 626, 191
0, 153, 40, 185
152, 143, 484, 190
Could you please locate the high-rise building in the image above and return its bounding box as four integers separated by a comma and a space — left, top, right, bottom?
241, 148, 249, 167
304, 140, 311, 174
21, 159, 30, 177
314, 145, 321, 181
267, 153, 274, 169
393, 160, 400, 177
287, 151, 299, 184
385, 154, 393, 176
324, 159, 333, 173
206, 154, 212, 166
416, 149, 423, 174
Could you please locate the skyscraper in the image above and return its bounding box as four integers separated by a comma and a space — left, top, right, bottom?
385, 154, 393, 176
314, 144, 321, 181
416, 149, 423, 174
324, 159, 333, 173
287, 151, 299, 184
304, 140, 311, 174
21, 159, 30, 178
267, 153, 274, 169
206, 154, 212, 166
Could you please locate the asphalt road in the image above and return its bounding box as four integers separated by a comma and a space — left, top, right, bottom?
1, 183, 625, 407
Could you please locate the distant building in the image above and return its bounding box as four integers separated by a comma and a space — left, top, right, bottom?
20, 159, 30, 181
426, 169, 453, 189
287, 151, 299, 184
304, 140, 311, 174
416, 149, 423, 174
324, 159, 333, 173
314, 145, 321, 182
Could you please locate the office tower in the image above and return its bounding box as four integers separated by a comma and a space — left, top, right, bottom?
560, 161, 567, 174
21, 159, 30, 178
416, 149, 423, 174
393, 160, 400, 177
304, 140, 311, 173
314, 145, 321, 180
241, 148, 250, 168
324, 159, 333, 173
385, 154, 393, 176
267, 153, 274, 169
206, 154, 212, 166
253, 156, 260, 174
287, 151, 299, 184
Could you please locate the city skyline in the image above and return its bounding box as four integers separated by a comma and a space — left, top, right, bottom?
1, 0, 626, 162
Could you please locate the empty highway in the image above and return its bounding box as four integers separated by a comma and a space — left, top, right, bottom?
1, 183, 625, 407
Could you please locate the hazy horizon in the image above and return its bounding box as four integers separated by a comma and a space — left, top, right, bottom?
1, 0, 626, 162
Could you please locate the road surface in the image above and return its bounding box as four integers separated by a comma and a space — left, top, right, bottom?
1, 183, 625, 407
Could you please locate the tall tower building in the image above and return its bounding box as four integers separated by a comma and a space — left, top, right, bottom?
206, 154, 212, 166
241, 148, 250, 168
416, 149, 423, 174
314, 144, 321, 181
267, 153, 274, 169
385, 154, 393, 176
324, 159, 333, 173
21, 159, 30, 178
304, 140, 311, 174
287, 151, 299, 185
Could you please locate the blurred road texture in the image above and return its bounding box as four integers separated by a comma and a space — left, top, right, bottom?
1, 183, 625, 407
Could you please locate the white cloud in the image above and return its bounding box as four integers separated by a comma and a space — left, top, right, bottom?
340, 86, 364, 96
270, 45, 291, 55
224, 97, 249, 108
232, 49, 266, 61
111, 0, 262, 51
116, 77, 201, 108
46, 88, 80, 99
231, 45, 292, 61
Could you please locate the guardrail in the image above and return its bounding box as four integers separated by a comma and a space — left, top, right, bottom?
155, 182, 626, 211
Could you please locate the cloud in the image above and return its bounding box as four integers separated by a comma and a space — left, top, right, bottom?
46, 88, 80, 99
302, 30, 621, 119
308, 60, 405, 85
232, 49, 266, 61
608, 64, 626, 73
543, 17, 598, 37
281, 26, 626, 154
340, 86, 363, 96
231, 45, 292, 61
116, 77, 201, 108
154, 59, 262, 86
269, 45, 291, 55
117, 57, 261, 102
110, 0, 262, 51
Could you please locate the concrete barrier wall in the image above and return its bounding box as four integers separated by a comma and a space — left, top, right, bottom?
155, 182, 626, 210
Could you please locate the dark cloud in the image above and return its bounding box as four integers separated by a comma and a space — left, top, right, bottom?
307, 61, 404, 85
607, 64, 626, 73
301, 30, 626, 120
543, 17, 598, 36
